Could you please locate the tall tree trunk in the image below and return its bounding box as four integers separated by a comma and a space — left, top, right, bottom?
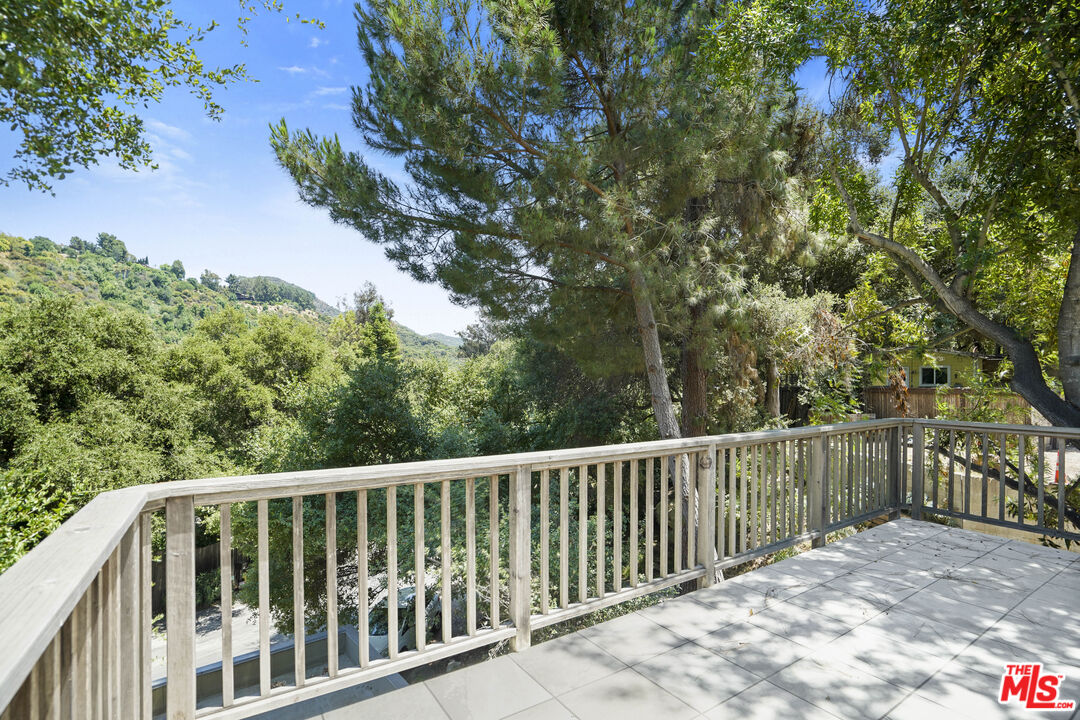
680, 305, 708, 438
629, 267, 681, 439
1058, 226, 1080, 413
765, 358, 781, 418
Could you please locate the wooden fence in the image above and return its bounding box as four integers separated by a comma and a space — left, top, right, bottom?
863, 387, 1032, 424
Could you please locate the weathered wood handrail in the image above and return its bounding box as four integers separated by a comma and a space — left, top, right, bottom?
2, 418, 1077, 719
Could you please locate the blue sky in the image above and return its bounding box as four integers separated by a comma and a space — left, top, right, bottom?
0, 1, 478, 336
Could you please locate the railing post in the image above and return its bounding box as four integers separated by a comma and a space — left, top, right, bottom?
887, 424, 902, 520
165, 496, 195, 720
911, 422, 925, 520
811, 432, 827, 548
509, 465, 532, 652
696, 445, 717, 589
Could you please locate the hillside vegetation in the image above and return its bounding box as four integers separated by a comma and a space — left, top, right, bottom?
0, 231, 651, 572
0, 231, 457, 360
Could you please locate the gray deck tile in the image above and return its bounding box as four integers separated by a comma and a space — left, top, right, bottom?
747, 603, 862, 648
848, 558, 938, 588
557, 668, 697, 720
824, 570, 921, 607
502, 699, 576, 720
769, 654, 909, 720
322, 682, 449, 720
852, 607, 979, 656
815, 632, 952, 689
509, 633, 624, 696
701, 680, 842, 720
721, 564, 820, 601
424, 655, 552, 720
693, 620, 814, 678
786, 585, 890, 624
630, 641, 760, 712
578, 611, 688, 665
891, 587, 1006, 634
883, 690, 958, 720
921, 574, 1030, 614
635, 594, 741, 640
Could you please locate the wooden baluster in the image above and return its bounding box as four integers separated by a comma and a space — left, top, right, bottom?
119, 524, 139, 717
387, 486, 399, 659
660, 457, 669, 575
964, 432, 973, 516
673, 456, 683, 571
292, 497, 306, 686
558, 469, 569, 609
931, 429, 941, 510
540, 470, 550, 613
1058, 443, 1067, 532
219, 505, 234, 706
596, 462, 606, 598
99, 558, 110, 718
326, 493, 338, 676
697, 445, 716, 588
509, 466, 531, 651
645, 458, 655, 582
911, 425, 925, 520
999, 433, 1008, 521
139, 513, 151, 719
613, 461, 622, 593
1018, 435, 1026, 527
257, 499, 270, 695
776, 443, 785, 540
750, 445, 759, 550
441, 480, 452, 644
578, 465, 587, 602
771, 443, 778, 543
465, 479, 476, 634
717, 449, 727, 559
740, 447, 748, 552
1037, 437, 1046, 528
811, 433, 826, 548
981, 433, 990, 518
734, 444, 743, 546
166, 496, 196, 717
358, 490, 370, 665
489, 476, 499, 627
947, 430, 956, 512
629, 459, 639, 588
414, 484, 426, 653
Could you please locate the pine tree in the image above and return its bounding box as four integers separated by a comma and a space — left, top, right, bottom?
271, 0, 816, 439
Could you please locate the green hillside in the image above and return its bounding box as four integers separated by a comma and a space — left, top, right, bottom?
0, 232, 458, 358
426, 332, 463, 348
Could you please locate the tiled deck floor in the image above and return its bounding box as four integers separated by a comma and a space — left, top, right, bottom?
273, 519, 1080, 719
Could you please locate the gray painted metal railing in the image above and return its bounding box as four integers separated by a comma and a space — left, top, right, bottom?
1, 418, 1076, 719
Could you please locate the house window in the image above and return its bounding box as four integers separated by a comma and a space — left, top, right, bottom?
920, 366, 950, 387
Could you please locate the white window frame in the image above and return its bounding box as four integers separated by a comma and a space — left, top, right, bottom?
919, 365, 951, 387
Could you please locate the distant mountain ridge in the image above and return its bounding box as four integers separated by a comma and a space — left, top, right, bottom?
0, 232, 458, 358
425, 332, 463, 347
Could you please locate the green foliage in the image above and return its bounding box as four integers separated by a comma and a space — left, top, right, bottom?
195, 568, 221, 609
0, 296, 236, 570
0, 0, 321, 191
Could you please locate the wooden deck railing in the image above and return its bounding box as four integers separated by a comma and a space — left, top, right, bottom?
1, 418, 1077, 720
